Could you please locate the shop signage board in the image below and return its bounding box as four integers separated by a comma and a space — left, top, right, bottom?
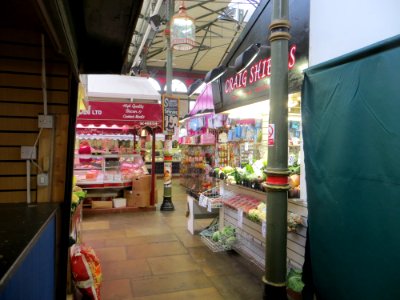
213, 0, 309, 113
162, 95, 180, 133
77, 101, 162, 128
215, 42, 307, 113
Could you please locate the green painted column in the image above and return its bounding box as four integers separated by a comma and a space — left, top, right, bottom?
263, 0, 291, 299
160, 0, 175, 211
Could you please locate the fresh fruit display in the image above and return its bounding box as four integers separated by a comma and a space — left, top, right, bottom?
71, 181, 86, 214
289, 174, 300, 188
288, 173, 301, 198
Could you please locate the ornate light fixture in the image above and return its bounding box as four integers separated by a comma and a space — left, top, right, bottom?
171, 1, 196, 51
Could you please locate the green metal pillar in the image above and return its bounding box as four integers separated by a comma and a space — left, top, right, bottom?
263, 0, 291, 298
160, 0, 175, 211
165, 0, 173, 95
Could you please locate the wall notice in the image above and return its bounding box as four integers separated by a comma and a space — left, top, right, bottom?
268, 124, 275, 146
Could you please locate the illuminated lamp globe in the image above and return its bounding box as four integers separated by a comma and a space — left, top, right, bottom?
171, 2, 196, 51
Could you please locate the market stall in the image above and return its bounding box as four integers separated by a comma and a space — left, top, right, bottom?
179, 84, 217, 193
178, 84, 222, 232
76, 100, 162, 210
75, 75, 163, 211
179, 0, 310, 285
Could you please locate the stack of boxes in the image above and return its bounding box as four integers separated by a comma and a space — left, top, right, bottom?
124, 175, 152, 208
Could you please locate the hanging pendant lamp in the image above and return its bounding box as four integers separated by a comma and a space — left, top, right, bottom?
171, 1, 196, 51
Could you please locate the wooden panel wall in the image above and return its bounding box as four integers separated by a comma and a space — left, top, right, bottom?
0, 29, 71, 203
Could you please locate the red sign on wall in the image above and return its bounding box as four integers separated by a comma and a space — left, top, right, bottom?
77, 101, 162, 128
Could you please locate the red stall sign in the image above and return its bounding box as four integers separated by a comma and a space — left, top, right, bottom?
77, 101, 162, 128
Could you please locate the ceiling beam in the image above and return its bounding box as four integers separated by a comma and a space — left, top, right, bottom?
211, 23, 237, 32
217, 13, 247, 66
190, 25, 211, 71
195, 6, 227, 21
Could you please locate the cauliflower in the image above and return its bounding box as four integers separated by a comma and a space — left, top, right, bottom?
257, 202, 266, 211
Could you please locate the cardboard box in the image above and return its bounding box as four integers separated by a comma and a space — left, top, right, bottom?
113, 198, 126, 208
125, 191, 149, 207
136, 191, 150, 207
92, 200, 113, 209
124, 190, 139, 208
132, 175, 151, 191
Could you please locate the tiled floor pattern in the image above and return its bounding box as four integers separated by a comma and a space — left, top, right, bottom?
81, 180, 264, 300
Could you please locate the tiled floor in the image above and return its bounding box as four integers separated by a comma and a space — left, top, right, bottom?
81, 179, 264, 300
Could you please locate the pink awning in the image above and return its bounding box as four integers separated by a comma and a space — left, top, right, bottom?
189, 84, 214, 115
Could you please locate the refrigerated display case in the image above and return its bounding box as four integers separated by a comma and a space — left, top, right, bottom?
74, 154, 147, 188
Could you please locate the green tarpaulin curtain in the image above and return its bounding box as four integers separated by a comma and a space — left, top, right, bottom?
302, 35, 400, 300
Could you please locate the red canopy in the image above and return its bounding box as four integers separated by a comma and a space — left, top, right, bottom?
77, 101, 162, 132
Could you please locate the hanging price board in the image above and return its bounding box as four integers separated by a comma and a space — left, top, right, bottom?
162, 95, 179, 133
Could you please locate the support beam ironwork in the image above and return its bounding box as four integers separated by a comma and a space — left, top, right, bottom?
190, 25, 211, 70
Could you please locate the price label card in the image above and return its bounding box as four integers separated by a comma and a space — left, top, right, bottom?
199, 194, 206, 207
203, 196, 209, 208
237, 209, 243, 228
248, 153, 253, 163
207, 201, 212, 212
244, 142, 249, 151
262, 221, 267, 238
219, 184, 224, 196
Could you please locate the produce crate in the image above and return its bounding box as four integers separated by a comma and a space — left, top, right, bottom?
223, 205, 266, 269
132, 175, 151, 191
198, 188, 235, 210
220, 198, 309, 271
200, 235, 232, 252
199, 222, 235, 252
91, 200, 113, 209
